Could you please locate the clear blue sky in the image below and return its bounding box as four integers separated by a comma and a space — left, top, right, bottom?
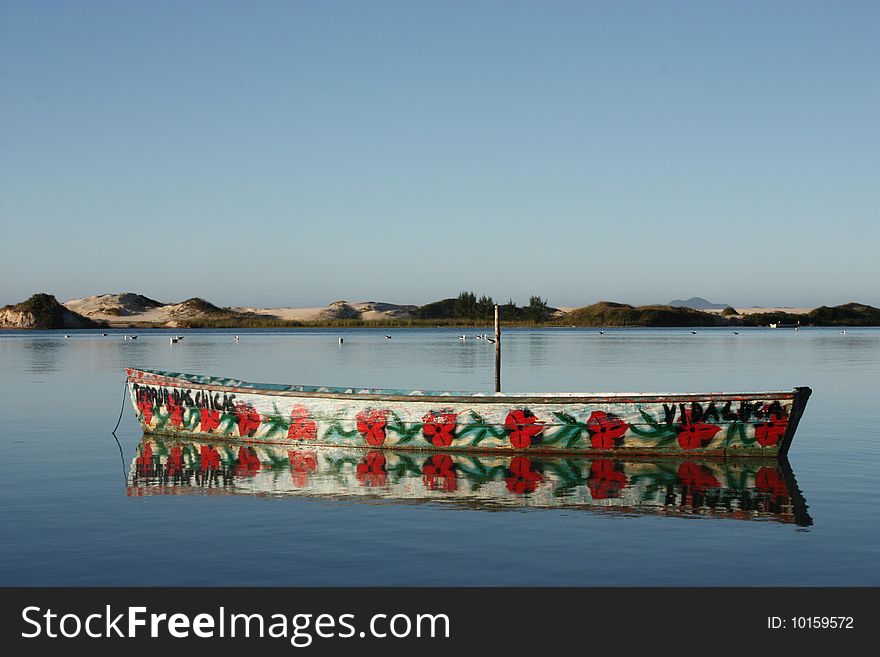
1, 1, 877, 308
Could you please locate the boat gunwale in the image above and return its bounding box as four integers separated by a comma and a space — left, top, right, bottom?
126, 368, 800, 405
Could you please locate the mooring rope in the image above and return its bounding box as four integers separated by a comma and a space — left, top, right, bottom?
111, 379, 128, 436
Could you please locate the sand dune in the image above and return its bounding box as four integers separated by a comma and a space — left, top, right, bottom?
65, 294, 417, 326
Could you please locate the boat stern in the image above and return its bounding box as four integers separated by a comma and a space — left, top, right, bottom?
779, 386, 812, 457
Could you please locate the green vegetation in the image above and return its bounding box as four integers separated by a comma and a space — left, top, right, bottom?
10, 293, 63, 317
412, 291, 556, 322
743, 302, 880, 327
721, 306, 739, 316
173, 317, 305, 328
1, 293, 97, 329
565, 302, 726, 327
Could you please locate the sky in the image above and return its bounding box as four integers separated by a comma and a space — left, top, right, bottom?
1, 0, 878, 309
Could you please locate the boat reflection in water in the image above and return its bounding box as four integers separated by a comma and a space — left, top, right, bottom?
128, 435, 812, 526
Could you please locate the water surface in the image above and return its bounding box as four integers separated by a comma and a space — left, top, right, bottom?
1, 327, 877, 585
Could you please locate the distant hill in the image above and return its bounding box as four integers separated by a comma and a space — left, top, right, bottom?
1, 293, 97, 329
1, 291, 866, 328
412, 292, 557, 322
668, 297, 732, 310
743, 302, 880, 327
565, 302, 731, 327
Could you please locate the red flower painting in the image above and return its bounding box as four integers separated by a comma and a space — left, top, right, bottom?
755, 466, 789, 500
755, 414, 788, 447
504, 409, 544, 449
199, 445, 221, 471
165, 445, 184, 477
136, 442, 154, 475
287, 404, 318, 441
288, 450, 318, 487
422, 411, 457, 447
355, 451, 387, 487
585, 411, 629, 449
199, 408, 221, 433
166, 397, 184, 428
235, 402, 262, 438
677, 462, 721, 492
587, 460, 628, 499
356, 410, 388, 446
236, 446, 262, 477
677, 411, 721, 450
504, 456, 544, 494
422, 454, 457, 492
137, 391, 154, 425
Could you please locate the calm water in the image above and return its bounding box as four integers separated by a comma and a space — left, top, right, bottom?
1, 327, 878, 585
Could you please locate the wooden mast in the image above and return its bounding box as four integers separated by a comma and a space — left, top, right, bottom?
494, 304, 501, 393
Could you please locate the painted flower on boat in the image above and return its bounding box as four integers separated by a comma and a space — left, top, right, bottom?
356, 409, 388, 446
504, 409, 544, 449
287, 404, 318, 441
585, 411, 629, 449
199, 408, 221, 433
754, 414, 788, 447
755, 466, 789, 500
355, 451, 387, 487
166, 397, 184, 428
676, 411, 721, 450
677, 462, 721, 492
236, 446, 262, 477
288, 450, 318, 487
504, 456, 544, 494
587, 460, 628, 499
199, 445, 221, 471
422, 454, 457, 492
235, 402, 262, 438
421, 411, 457, 447
137, 391, 154, 425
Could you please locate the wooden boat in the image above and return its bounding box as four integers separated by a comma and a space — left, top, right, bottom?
126, 368, 811, 457
127, 435, 812, 526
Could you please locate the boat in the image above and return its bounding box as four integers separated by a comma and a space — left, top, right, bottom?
127, 435, 812, 526
126, 368, 811, 457
770, 321, 800, 329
